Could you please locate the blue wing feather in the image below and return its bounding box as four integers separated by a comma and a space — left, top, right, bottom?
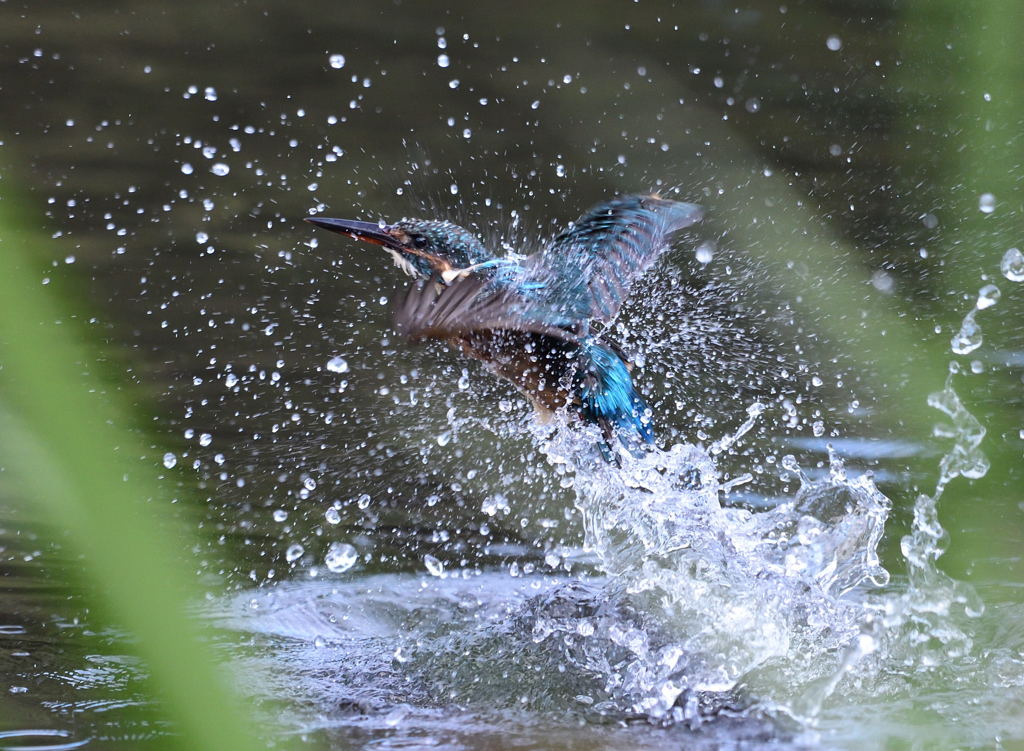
575, 341, 654, 445
525, 194, 703, 324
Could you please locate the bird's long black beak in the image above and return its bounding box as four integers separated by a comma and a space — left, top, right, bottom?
304, 217, 398, 248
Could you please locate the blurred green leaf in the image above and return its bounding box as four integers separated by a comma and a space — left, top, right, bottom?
0, 170, 261, 749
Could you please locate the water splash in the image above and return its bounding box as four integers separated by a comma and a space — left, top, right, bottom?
927, 370, 989, 493
523, 422, 892, 723
873, 287, 995, 675
406, 290, 997, 726
200, 275, 1013, 745
199, 375, 1017, 748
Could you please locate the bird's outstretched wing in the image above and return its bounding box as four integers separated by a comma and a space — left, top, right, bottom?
393, 276, 578, 343
524, 194, 703, 323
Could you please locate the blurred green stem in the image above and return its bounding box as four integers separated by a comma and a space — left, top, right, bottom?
0, 171, 261, 749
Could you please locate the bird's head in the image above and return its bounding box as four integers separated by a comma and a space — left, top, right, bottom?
306, 215, 492, 283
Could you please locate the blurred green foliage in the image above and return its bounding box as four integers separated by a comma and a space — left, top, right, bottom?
0, 172, 261, 749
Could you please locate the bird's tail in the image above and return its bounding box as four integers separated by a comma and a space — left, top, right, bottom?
573, 340, 654, 453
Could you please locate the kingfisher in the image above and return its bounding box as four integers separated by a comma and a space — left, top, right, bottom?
306, 194, 703, 454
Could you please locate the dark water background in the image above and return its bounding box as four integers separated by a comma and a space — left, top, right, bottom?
1, 0, 1023, 748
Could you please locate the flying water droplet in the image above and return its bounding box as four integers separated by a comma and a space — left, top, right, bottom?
1001, 247, 1024, 281
286, 543, 304, 563
978, 193, 996, 214
324, 506, 341, 525
199, 433, 212, 447
950, 313, 982, 355
481, 493, 510, 516
162, 452, 177, 469
210, 163, 230, 176
424, 554, 444, 577
325, 542, 358, 573
272, 509, 288, 522
826, 35, 842, 51
326, 356, 349, 374
975, 284, 1000, 309
328, 54, 346, 69
871, 270, 895, 294
694, 242, 714, 264
437, 54, 450, 68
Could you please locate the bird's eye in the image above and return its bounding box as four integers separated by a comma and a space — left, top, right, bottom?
412, 235, 429, 249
